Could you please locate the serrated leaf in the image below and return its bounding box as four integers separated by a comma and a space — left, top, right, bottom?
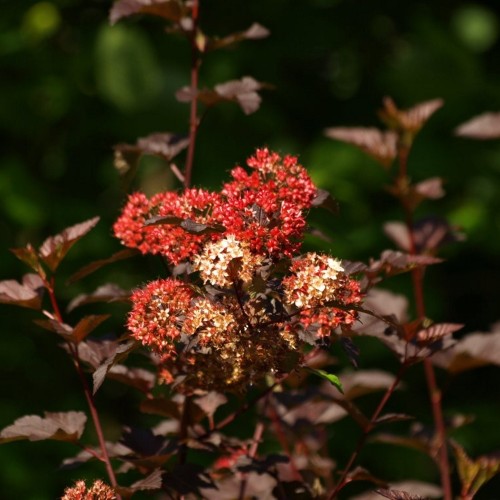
0, 411, 86, 444
10, 244, 45, 277
311, 188, 339, 214
109, 0, 187, 25
38, 217, 100, 272
193, 392, 228, 419
68, 283, 130, 312
324, 127, 397, 168
432, 328, 500, 373
415, 322, 463, 347
177, 77, 266, 115
0, 275, 44, 310
93, 341, 138, 394
307, 368, 343, 393
207, 23, 270, 51
72, 314, 111, 343
108, 365, 156, 393
376, 488, 428, 500
140, 398, 181, 419
380, 97, 444, 134
455, 111, 500, 139
68, 248, 138, 284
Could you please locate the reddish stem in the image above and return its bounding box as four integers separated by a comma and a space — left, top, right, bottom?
327, 363, 408, 498
397, 146, 453, 500
184, 0, 200, 189
45, 278, 120, 496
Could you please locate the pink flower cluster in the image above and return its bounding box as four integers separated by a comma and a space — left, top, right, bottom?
61, 479, 115, 500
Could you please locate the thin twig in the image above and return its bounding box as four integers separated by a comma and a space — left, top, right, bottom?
397, 143, 453, 500
45, 277, 121, 497
183, 0, 200, 189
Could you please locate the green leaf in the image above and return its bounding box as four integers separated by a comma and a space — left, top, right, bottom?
307, 368, 343, 393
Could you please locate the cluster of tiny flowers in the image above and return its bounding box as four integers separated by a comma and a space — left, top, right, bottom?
283, 253, 362, 337
127, 279, 194, 356
114, 148, 316, 264
118, 149, 363, 391
114, 188, 220, 264
61, 480, 115, 500
283, 253, 346, 309
192, 235, 263, 288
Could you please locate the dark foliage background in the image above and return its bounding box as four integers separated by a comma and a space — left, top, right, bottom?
1, 0, 500, 497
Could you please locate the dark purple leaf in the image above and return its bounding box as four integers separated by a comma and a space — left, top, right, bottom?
76, 339, 120, 369
72, 314, 111, 343
107, 365, 156, 393
0, 275, 44, 310
383, 222, 411, 252
10, 244, 44, 276
324, 127, 397, 168
136, 132, 189, 159
455, 112, 500, 139
207, 23, 270, 51
432, 327, 500, 373
414, 177, 445, 200
109, 0, 187, 25
311, 188, 339, 214
33, 318, 73, 337
412, 216, 465, 253
369, 250, 443, 277
140, 398, 181, 419
193, 392, 227, 419
380, 97, 444, 133
68, 283, 130, 312
130, 468, 163, 491
38, 217, 100, 272
163, 463, 216, 496
373, 413, 414, 425
416, 323, 463, 347
340, 336, 360, 368
178, 77, 266, 115
376, 488, 428, 500
215, 77, 264, 115
0, 411, 86, 444
338, 370, 399, 401
93, 341, 138, 394
68, 248, 138, 284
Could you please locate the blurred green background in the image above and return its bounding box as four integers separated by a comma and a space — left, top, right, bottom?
1, 0, 500, 498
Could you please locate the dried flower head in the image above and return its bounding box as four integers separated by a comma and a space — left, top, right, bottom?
61, 479, 116, 500
193, 235, 263, 288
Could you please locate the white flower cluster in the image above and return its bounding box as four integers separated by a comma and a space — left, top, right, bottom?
193, 234, 263, 288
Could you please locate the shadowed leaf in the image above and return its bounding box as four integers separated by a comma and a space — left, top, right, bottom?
68, 248, 138, 284
416, 323, 463, 347
145, 215, 225, 235
107, 365, 156, 393
324, 127, 397, 168
374, 413, 414, 425
0, 274, 44, 310
312, 188, 339, 214
375, 488, 428, 500
140, 398, 181, 419
0, 412, 86, 444
414, 177, 445, 200
347, 466, 388, 487
68, 283, 130, 312
432, 326, 500, 373
455, 112, 500, 139
177, 77, 265, 115
93, 341, 138, 394
38, 217, 100, 272
380, 97, 444, 134
10, 244, 45, 276
193, 392, 228, 419
72, 314, 111, 343
109, 0, 187, 25
207, 23, 270, 51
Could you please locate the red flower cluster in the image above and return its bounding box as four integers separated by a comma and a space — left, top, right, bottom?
114, 148, 316, 264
